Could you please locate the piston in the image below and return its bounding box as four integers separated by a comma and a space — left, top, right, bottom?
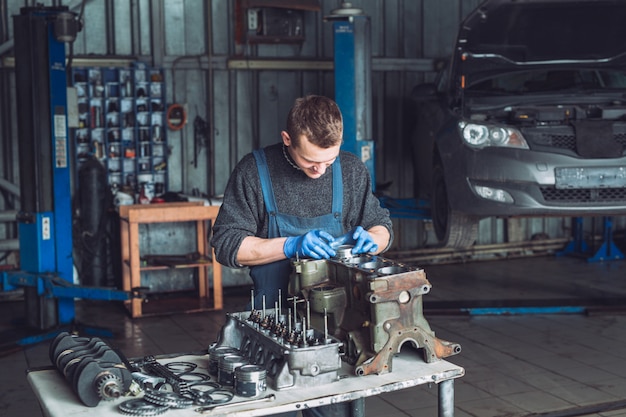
345, 255, 370, 265
359, 261, 386, 271
377, 266, 409, 276
234, 365, 267, 397
218, 355, 248, 386
208, 346, 239, 376
334, 245, 354, 260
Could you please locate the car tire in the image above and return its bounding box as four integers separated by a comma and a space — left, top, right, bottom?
431, 164, 478, 248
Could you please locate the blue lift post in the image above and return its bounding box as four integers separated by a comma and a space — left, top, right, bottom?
12, 6, 78, 329
328, 5, 376, 188
377, 196, 431, 220
4, 6, 130, 347
557, 216, 625, 263
327, 5, 431, 221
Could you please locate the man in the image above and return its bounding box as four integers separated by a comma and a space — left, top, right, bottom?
212, 94, 393, 307
211, 95, 392, 417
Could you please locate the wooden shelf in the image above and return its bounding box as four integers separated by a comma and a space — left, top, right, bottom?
123, 261, 214, 271
118, 201, 223, 318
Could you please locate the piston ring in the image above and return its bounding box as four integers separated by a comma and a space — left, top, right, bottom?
208, 389, 235, 405
178, 372, 210, 383
165, 361, 197, 374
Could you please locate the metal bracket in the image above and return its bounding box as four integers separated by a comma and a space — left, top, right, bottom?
2, 270, 131, 301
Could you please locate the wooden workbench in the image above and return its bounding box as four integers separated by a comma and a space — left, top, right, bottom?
118, 202, 223, 318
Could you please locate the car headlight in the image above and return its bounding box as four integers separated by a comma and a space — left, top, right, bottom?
473, 185, 514, 204
459, 121, 529, 149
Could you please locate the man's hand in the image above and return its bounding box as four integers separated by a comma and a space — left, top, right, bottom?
334, 226, 378, 254
284, 230, 336, 259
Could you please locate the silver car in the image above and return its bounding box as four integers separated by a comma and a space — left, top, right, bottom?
410, 0, 626, 248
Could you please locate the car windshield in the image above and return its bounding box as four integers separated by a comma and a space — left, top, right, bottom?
467, 69, 626, 94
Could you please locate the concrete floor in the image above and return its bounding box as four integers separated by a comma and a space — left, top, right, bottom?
2, 255, 626, 417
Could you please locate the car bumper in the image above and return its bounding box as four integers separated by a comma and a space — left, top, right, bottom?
442, 147, 626, 217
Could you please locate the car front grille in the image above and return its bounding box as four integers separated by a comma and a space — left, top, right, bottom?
530, 132, 626, 152
540, 186, 626, 203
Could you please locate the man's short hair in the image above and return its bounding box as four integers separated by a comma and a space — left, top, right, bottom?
286, 95, 343, 148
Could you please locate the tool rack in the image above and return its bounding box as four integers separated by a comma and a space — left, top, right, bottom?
72, 63, 167, 196
118, 202, 223, 318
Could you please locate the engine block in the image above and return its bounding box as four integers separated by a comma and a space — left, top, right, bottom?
213, 247, 461, 390
290, 247, 461, 375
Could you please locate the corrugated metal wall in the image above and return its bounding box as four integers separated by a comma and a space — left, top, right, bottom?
1, 0, 625, 257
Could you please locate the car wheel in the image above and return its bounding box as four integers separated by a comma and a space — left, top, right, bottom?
431, 164, 478, 248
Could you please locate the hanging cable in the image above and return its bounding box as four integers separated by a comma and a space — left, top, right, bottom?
65, 0, 86, 83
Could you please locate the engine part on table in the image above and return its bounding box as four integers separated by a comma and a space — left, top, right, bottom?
48, 332, 133, 407
214, 306, 343, 391
186, 381, 222, 405
290, 248, 462, 376
160, 360, 209, 385
164, 361, 197, 373
142, 390, 194, 409
141, 355, 190, 394
235, 364, 267, 397
131, 372, 167, 391
218, 354, 249, 386
195, 393, 275, 414
194, 389, 234, 406
177, 371, 210, 384
208, 346, 240, 376
118, 398, 170, 416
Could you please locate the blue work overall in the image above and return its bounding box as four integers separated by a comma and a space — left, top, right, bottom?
251, 149, 350, 417
250, 148, 344, 309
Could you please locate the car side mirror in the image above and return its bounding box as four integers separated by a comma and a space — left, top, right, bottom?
410, 83, 438, 101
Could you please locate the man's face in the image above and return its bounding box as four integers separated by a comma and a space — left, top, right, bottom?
282, 132, 341, 179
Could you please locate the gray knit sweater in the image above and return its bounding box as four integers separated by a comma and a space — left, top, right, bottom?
211, 143, 393, 268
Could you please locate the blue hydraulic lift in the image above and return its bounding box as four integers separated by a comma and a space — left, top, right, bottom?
557, 216, 625, 263
1, 6, 131, 349
327, 4, 431, 221
328, 5, 375, 187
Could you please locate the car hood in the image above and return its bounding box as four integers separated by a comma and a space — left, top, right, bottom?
456, 0, 626, 84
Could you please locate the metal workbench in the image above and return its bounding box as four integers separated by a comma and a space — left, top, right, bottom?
27, 350, 464, 417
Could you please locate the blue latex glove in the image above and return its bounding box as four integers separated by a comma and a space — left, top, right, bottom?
284, 230, 336, 259
333, 226, 378, 254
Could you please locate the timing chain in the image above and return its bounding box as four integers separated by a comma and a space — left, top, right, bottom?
141, 356, 190, 395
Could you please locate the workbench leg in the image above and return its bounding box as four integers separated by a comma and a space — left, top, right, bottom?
350, 398, 365, 417
212, 247, 223, 309
129, 223, 142, 317
438, 379, 455, 417
197, 219, 208, 299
